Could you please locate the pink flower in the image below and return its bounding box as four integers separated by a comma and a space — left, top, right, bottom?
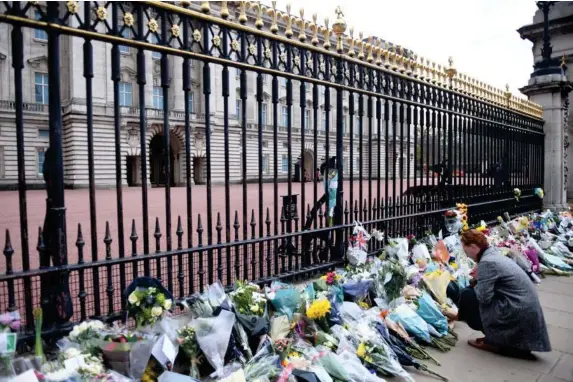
0, 314, 11, 326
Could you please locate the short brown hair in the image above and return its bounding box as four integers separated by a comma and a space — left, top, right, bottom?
460, 229, 489, 250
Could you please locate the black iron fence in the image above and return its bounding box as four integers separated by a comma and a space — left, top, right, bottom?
0, 1, 544, 340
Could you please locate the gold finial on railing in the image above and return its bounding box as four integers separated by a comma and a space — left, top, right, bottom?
201, 1, 210, 13
221, 1, 229, 18
238, 1, 248, 24
297, 8, 307, 41
332, 6, 346, 53
357, 32, 365, 60
445, 56, 457, 90
310, 13, 319, 45
366, 36, 374, 63
411, 54, 419, 77
322, 17, 331, 49
430, 61, 437, 84
561, 53, 567, 68
268, 1, 279, 33
375, 39, 383, 66
397, 46, 405, 73
504, 83, 512, 106
283, 3, 293, 38
253, 2, 264, 29
346, 27, 355, 57
390, 47, 398, 71
384, 43, 391, 69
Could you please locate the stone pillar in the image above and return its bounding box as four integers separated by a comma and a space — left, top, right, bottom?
521, 73, 572, 211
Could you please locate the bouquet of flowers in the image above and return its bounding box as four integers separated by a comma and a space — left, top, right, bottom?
267, 281, 301, 320
176, 325, 203, 379
305, 298, 331, 332
229, 281, 269, 340
415, 291, 449, 336
0, 311, 20, 377
378, 258, 407, 303
67, 320, 106, 355
193, 309, 236, 378
125, 277, 173, 328
97, 332, 149, 376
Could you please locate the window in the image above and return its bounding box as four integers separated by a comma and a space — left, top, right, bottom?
260, 103, 267, 125
342, 116, 346, 134
281, 155, 289, 172
150, 34, 161, 59
305, 109, 310, 130
152, 86, 163, 109
282, 141, 289, 149
34, 73, 49, 105
262, 74, 267, 83
344, 157, 349, 173
37, 150, 45, 176
120, 28, 131, 54
0, 147, 4, 179
188, 92, 194, 114
281, 106, 288, 127
262, 141, 269, 148
322, 111, 327, 131
355, 115, 361, 136
280, 77, 287, 87
119, 82, 132, 106
236, 99, 242, 117
262, 155, 270, 174
34, 11, 47, 41
235, 67, 240, 79
355, 159, 360, 172
38, 129, 49, 139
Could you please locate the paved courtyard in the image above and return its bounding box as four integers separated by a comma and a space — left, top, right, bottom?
411, 275, 573, 382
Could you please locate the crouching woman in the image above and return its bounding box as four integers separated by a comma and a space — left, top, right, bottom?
445, 229, 551, 358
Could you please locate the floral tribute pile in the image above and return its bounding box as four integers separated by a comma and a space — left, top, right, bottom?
3, 201, 573, 382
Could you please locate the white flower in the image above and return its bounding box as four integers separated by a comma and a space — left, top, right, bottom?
151, 306, 163, 317
250, 305, 259, 313
69, 326, 80, 340
63, 347, 82, 360
128, 292, 139, 305
163, 299, 172, 310
148, 287, 157, 293
77, 322, 88, 333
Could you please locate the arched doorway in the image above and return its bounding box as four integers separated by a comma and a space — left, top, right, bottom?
149, 133, 180, 186
303, 150, 314, 181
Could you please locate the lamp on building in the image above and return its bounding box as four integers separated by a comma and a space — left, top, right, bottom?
531, 1, 562, 77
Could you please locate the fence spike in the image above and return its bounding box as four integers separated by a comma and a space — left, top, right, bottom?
130, 219, 138, 241
266, 207, 271, 235
216, 212, 223, 233
154, 217, 162, 240
76, 223, 84, 247
176, 215, 183, 250
176, 215, 183, 236
197, 214, 204, 235
104, 221, 112, 260
250, 209, 256, 229
233, 211, 240, 241
76, 223, 85, 264
280, 206, 286, 222
3, 229, 13, 274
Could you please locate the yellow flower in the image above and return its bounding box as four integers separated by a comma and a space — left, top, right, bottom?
358, 301, 370, 310
320, 275, 327, 280
356, 343, 367, 358
306, 299, 331, 320
450, 262, 458, 270
288, 351, 300, 358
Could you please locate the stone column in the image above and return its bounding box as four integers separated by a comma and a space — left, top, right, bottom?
521, 73, 572, 210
